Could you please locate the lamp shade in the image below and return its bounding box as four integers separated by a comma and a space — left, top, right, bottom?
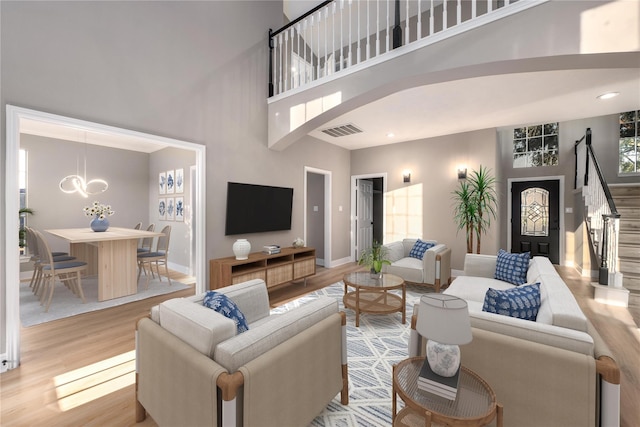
416, 294, 472, 345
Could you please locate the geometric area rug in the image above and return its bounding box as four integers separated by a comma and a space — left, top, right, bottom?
272, 281, 432, 427
19, 273, 191, 327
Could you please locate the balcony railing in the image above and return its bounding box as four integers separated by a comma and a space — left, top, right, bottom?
575, 128, 622, 287
269, 0, 531, 97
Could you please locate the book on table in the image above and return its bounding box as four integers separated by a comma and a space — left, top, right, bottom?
263, 245, 281, 254
417, 358, 460, 400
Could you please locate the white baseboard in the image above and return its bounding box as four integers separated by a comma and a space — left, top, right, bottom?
167, 261, 190, 275
452, 269, 464, 277
328, 256, 354, 268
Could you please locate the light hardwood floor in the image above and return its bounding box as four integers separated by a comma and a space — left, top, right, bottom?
1, 264, 638, 426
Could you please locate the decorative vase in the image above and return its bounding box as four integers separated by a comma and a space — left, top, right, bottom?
233, 239, 251, 260
370, 268, 382, 280
426, 340, 460, 377
90, 216, 110, 232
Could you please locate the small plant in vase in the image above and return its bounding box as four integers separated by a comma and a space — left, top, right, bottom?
83, 201, 114, 232
358, 240, 391, 279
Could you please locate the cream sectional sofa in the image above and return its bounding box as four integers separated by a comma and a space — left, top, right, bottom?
136, 279, 348, 427
382, 238, 451, 292
409, 254, 620, 427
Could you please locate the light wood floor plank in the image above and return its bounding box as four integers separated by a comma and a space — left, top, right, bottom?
1, 265, 638, 426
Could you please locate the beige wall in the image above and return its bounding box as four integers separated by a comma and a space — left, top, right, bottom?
351, 128, 500, 270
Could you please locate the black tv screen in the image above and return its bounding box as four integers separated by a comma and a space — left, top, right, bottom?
225, 182, 294, 235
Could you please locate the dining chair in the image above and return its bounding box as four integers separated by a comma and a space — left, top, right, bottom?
137, 225, 172, 289
33, 229, 88, 312
133, 222, 142, 230
138, 223, 155, 254
25, 227, 75, 296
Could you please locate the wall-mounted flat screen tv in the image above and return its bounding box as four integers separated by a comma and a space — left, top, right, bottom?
225, 182, 294, 235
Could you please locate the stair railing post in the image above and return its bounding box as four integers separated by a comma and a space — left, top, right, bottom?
393, 0, 402, 48
599, 214, 610, 285
268, 29, 274, 97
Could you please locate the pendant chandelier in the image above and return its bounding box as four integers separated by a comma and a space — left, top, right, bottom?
59, 134, 109, 198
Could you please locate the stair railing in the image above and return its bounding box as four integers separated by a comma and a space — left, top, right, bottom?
268, 0, 543, 97
574, 128, 622, 286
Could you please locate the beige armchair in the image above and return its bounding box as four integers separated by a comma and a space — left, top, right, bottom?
382, 238, 451, 292
135, 279, 348, 427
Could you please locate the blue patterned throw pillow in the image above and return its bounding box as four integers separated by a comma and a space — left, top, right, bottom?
203, 291, 249, 334
494, 249, 530, 285
409, 239, 435, 260
482, 283, 541, 321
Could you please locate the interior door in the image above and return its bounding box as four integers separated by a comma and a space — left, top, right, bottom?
357, 179, 374, 257
511, 179, 560, 264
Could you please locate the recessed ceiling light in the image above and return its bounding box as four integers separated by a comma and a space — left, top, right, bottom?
597, 92, 620, 100
387, 132, 395, 138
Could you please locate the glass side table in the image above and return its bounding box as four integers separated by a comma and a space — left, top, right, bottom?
392, 357, 503, 427
343, 272, 406, 327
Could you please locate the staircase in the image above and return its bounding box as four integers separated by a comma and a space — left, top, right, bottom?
612, 185, 640, 295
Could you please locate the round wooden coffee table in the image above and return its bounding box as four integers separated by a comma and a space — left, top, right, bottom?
343, 272, 406, 327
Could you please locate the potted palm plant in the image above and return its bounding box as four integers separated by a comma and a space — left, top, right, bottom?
452, 165, 498, 254
358, 240, 391, 279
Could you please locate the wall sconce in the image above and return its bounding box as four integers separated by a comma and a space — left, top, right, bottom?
402, 170, 411, 183
457, 168, 467, 180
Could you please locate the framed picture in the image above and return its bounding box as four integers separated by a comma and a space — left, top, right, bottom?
158, 172, 166, 194
175, 196, 184, 222
166, 170, 175, 194
166, 197, 175, 221
175, 168, 184, 193
158, 198, 166, 220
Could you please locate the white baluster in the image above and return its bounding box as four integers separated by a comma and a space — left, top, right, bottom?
405, 0, 410, 45
488, 0, 493, 13
472, 0, 477, 19
417, 0, 422, 39
356, 0, 361, 64
386, 0, 390, 53
332, 2, 336, 74
317, 11, 321, 80
376, 0, 380, 57
444, 0, 448, 30
457, 0, 462, 25
348, 0, 352, 67
340, 0, 344, 71
366, 0, 371, 61
278, 31, 286, 93
430, 0, 435, 35
274, 34, 280, 95
303, 19, 308, 85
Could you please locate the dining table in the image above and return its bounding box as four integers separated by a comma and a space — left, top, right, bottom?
46, 227, 164, 301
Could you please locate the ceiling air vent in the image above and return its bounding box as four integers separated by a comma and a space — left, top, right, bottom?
321, 123, 363, 138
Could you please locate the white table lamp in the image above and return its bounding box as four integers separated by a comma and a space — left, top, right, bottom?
417, 293, 472, 377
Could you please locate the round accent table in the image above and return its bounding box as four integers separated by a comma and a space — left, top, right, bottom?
343, 272, 405, 327
393, 357, 503, 427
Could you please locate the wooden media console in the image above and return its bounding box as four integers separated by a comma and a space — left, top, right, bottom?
209, 246, 316, 290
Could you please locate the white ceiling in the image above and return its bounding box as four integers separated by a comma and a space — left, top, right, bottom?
309, 67, 640, 150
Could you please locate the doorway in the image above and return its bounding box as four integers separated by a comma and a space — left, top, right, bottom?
351, 174, 386, 260
4, 105, 207, 371
509, 177, 563, 265
304, 167, 332, 268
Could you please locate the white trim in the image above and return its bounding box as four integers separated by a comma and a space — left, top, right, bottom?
507, 175, 565, 266
330, 256, 354, 268
304, 166, 332, 268
4, 105, 207, 371
350, 173, 387, 262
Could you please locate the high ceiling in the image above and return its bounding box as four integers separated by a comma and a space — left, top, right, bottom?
308, 67, 640, 150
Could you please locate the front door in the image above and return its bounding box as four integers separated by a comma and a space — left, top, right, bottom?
511, 179, 560, 264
